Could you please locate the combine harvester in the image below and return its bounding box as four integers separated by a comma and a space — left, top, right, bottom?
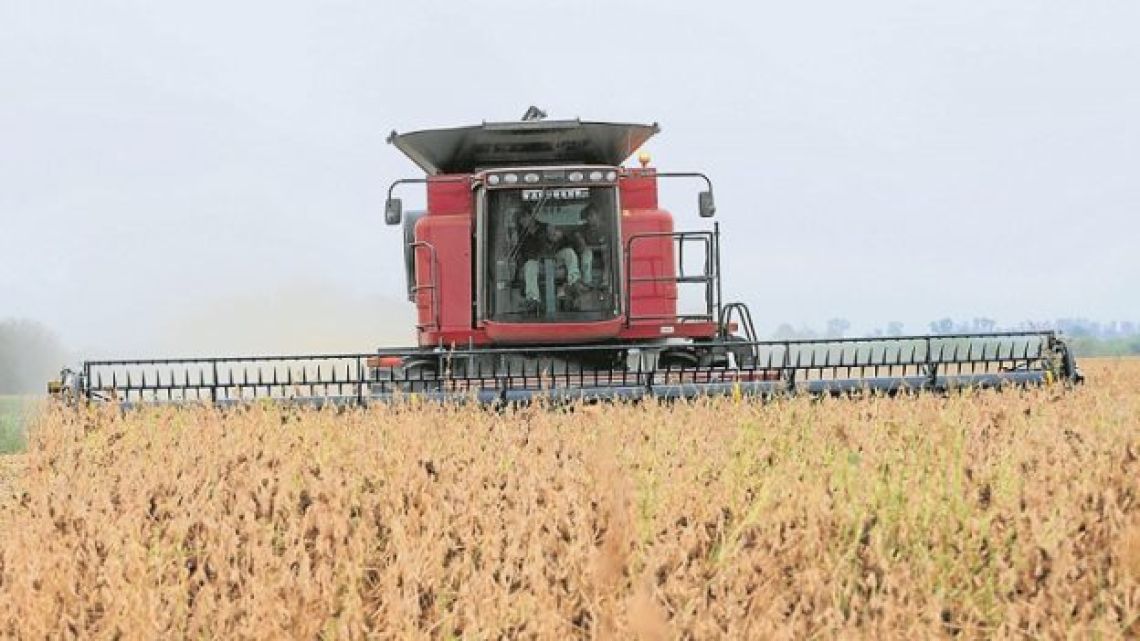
51, 110, 1082, 406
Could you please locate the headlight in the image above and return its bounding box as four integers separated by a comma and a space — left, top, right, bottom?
588, 170, 603, 181
605, 170, 617, 181
503, 173, 519, 184
524, 173, 540, 184
568, 171, 584, 182
487, 174, 501, 186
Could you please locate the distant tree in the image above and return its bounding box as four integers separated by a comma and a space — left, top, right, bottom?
971, 317, 996, 333
886, 321, 905, 337
825, 318, 851, 339
0, 319, 66, 394
1057, 318, 1095, 338
1105, 321, 1120, 338
772, 323, 817, 341
771, 323, 797, 340
930, 318, 955, 335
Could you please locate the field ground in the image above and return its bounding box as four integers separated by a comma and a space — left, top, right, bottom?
0, 359, 1136, 638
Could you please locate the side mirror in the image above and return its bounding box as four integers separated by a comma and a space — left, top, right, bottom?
384, 197, 403, 225
698, 191, 716, 218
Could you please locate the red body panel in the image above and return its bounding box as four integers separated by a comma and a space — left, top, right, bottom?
619, 168, 658, 209
620, 208, 678, 327
414, 214, 471, 343
484, 319, 624, 344
426, 176, 472, 214
411, 169, 717, 347
618, 321, 718, 341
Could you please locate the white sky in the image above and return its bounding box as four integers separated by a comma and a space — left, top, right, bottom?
2, 1, 1138, 357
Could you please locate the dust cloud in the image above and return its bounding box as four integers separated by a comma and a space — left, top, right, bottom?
0, 319, 67, 394
150, 284, 416, 358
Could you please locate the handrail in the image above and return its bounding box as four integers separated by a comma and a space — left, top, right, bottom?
409, 240, 441, 332
624, 231, 719, 327
719, 302, 757, 341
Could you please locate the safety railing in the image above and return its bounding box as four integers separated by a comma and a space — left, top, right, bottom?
409, 240, 441, 332
624, 230, 720, 326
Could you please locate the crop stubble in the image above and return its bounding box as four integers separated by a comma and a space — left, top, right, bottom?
0, 359, 1137, 639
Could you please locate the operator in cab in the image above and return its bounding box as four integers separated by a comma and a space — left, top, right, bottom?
576, 202, 608, 289
517, 207, 586, 314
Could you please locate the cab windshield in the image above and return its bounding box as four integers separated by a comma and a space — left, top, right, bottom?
484, 185, 619, 322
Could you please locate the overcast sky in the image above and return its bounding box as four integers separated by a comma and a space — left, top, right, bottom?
2, 1, 1138, 357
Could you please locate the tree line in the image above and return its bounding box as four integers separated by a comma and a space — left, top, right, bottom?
770, 317, 1140, 356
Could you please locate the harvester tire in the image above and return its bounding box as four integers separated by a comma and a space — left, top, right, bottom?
700, 336, 756, 369
401, 358, 440, 393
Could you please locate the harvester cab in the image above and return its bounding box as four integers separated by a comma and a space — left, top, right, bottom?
383, 115, 723, 349
48, 111, 1082, 406
484, 182, 620, 321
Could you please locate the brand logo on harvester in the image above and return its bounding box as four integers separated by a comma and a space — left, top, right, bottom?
521, 188, 589, 201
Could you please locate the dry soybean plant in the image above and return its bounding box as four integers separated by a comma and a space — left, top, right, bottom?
0, 360, 1137, 639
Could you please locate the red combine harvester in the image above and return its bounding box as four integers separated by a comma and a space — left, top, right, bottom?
52, 111, 1082, 406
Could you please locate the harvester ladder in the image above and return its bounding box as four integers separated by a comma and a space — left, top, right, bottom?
409, 240, 441, 332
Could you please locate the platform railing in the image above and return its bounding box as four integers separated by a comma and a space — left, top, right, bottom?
624, 230, 720, 326
409, 240, 441, 332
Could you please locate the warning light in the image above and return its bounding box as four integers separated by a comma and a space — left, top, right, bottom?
638, 151, 651, 168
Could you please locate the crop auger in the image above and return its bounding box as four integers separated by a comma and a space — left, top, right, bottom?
50, 111, 1083, 407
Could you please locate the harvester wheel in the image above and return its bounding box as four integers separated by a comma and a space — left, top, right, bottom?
401, 358, 440, 393
659, 348, 700, 370
701, 336, 757, 368
726, 336, 757, 368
